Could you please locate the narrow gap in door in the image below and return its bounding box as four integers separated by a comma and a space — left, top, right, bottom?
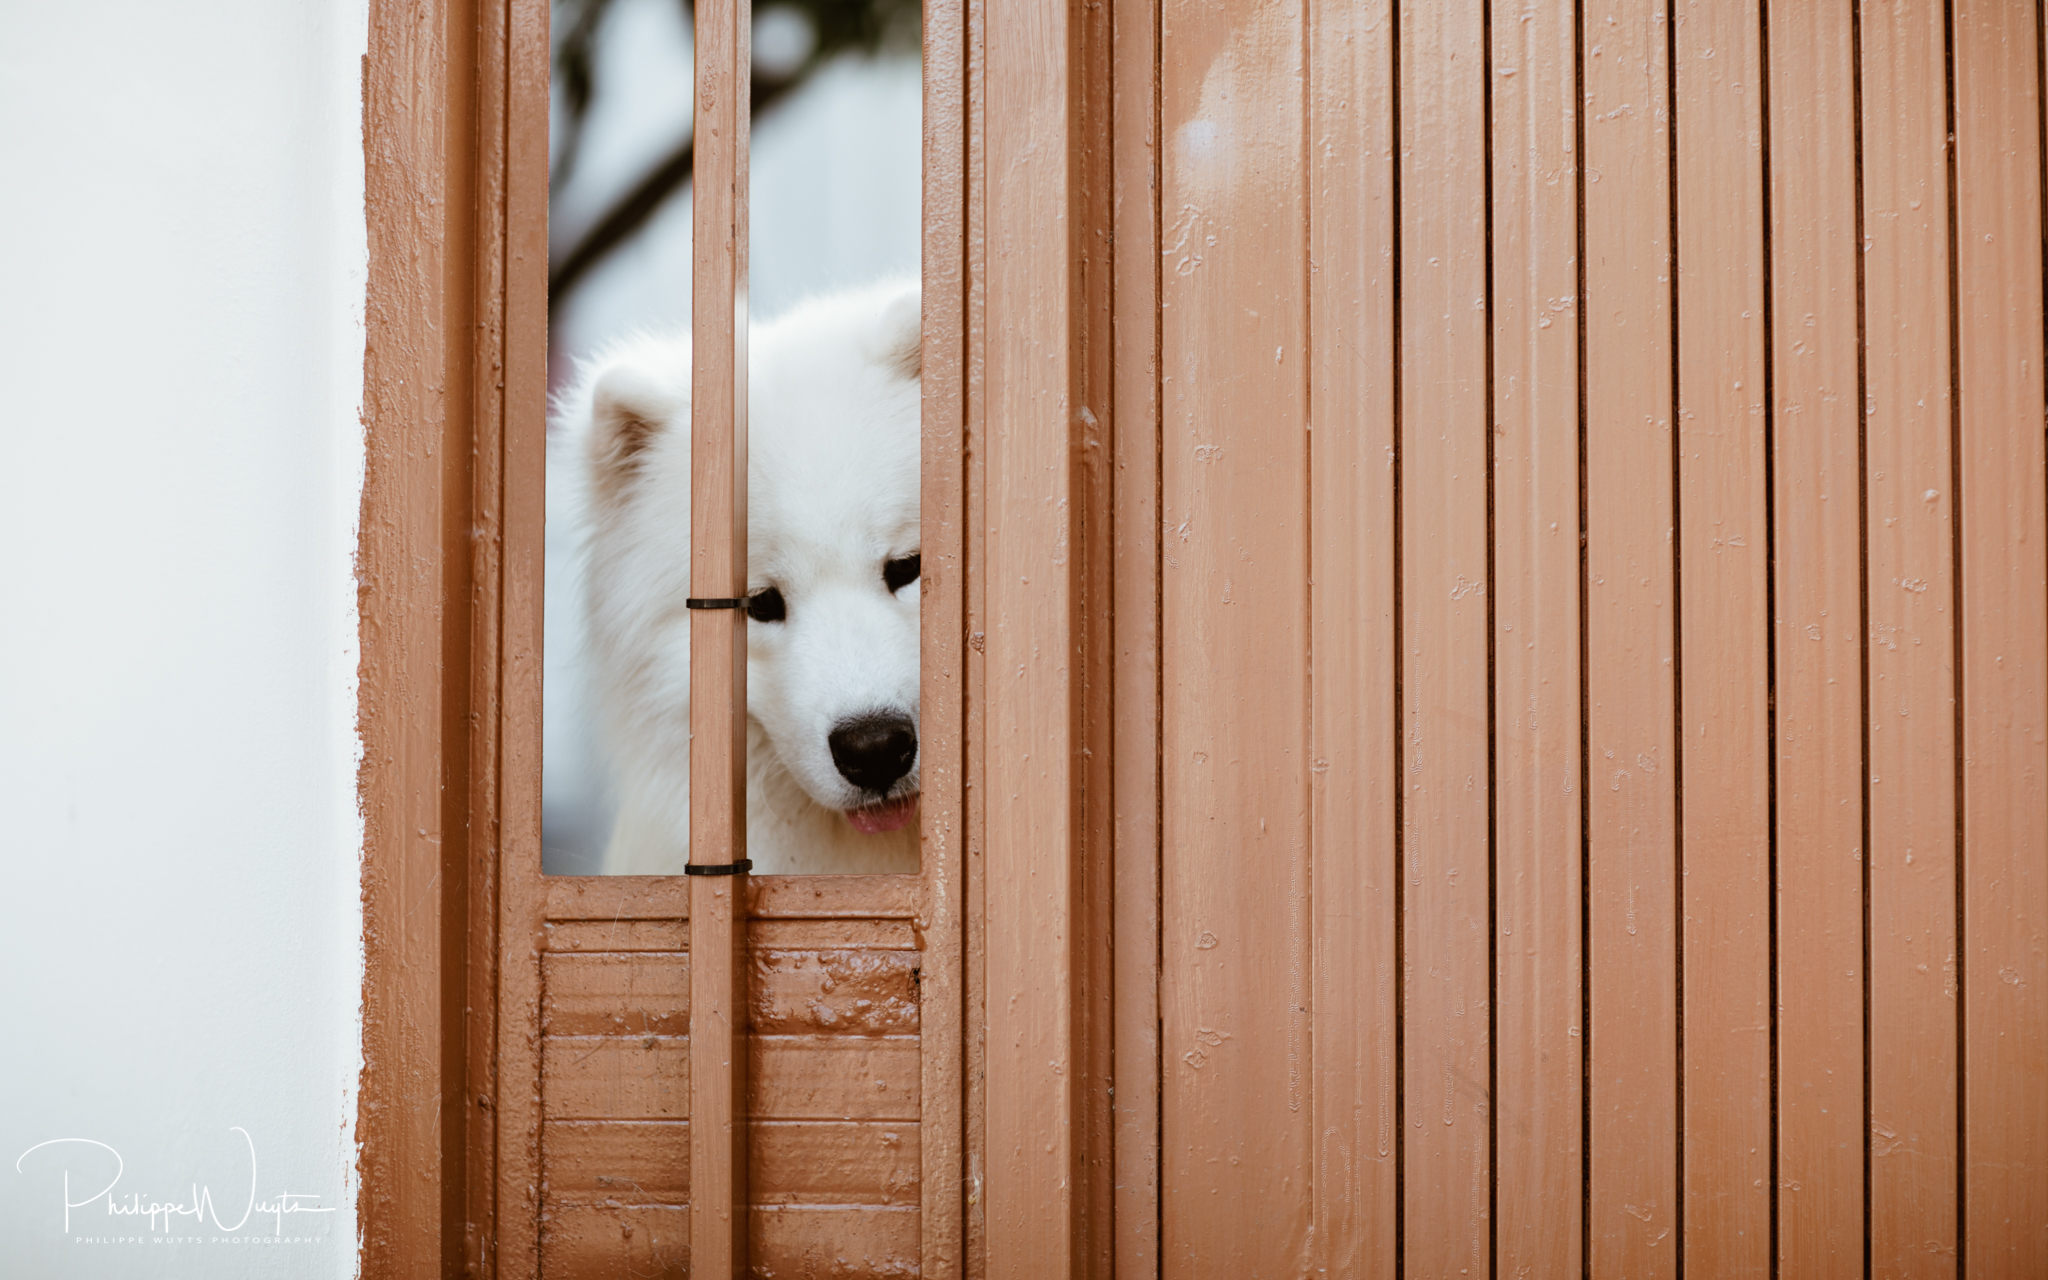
1389, 0, 1408, 1267
1479, 0, 1503, 1269
1664, 0, 1687, 1268
1756, 1, 1782, 1271
1940, 0, 1967, 1267
1848, 1, 1875, 1273
1573, 0, 1593, 1271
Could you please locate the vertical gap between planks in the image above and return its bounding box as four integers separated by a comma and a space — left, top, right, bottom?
1941, 0, 1966, 1266
1151, 0, 1166, 1263
1389, 0, 1407, 1266
1573, 0, 1593, 1269
1481, 0, 1501, 1268
1665, 0, 1688, 1266
1757, 0, 1781, 1271
1849, 0, 1874, 1272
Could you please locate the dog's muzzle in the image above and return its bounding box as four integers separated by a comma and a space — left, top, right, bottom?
827, 712, 917, 794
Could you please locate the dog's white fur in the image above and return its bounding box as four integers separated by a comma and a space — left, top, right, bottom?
553, 280, 922, 875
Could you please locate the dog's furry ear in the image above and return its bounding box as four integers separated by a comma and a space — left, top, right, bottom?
586, 361, 679, 503
877, 288, 921, 382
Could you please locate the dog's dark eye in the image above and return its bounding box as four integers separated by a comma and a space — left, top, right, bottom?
883, 554, 921, 594
747, 586, 786, 623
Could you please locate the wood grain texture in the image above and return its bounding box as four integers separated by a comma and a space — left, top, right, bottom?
1582, 0, 1681, 1272
1110, 0, 1163, 1266
1157, 0, 1312, 1270
1398, 0, 1493, 1269
752, 1037, 922, 1121
1860, 0, 1960, 1270
918, 0, 970, 1268
492, 0, 554, 1271
1305, 0, 1399, 1273
1674, 0, 1772, 1270
688, 0, 751, 1269
1490, 0, 1585, 1272
1765, 0, 1866, 1271
1952, 0, 2048, 1269
981, 0, 1083, 1263
357, 0, 486, 1274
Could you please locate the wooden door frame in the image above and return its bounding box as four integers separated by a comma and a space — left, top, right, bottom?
352, 0, 1141, 1275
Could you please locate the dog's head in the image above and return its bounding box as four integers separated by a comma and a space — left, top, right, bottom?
571, 281, 922, 836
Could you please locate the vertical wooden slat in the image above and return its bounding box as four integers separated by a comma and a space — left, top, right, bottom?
1582, 0, 1681, 1272
490, 0, 554, 1274
689, 0, 751, 1267
1111, 0, 1163, 1263
1952, 0, 2048, 1269
1306, 0, 1399, 1273
1766, 0, 1866, 1272
1157, 0, 1312, 1267
1861, 0, 1960, 1270
983, 0, 1080, 1264
1673, 0, 1772, 1270
1398, 0, 1493, 1269
960, 0, 990, 1266
920, 0, 970, 1270
1490, 0, 1584, 1272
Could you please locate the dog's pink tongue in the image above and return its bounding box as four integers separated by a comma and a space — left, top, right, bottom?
847, 796, 918, 835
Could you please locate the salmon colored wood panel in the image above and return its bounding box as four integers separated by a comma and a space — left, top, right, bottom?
1860, 1, 1960, 1267
917, 0, 969, 1268
982, 0, 1080, 1261
959, 0, 990, 1262
687, 0, 751, 1266
1952, 0, 2048, 1270
1305, 0, 1399, 1273
1581, 0, 1681, 1273
1488, 0, 1585, 1272
1110, 0, 1163, 1264
1397, 0, 1493, 1269
1674, 0, 1772, 1270
493, 0, 554, 1270
1765, 0, 1865, 1271
1157, 0, 1312, 1268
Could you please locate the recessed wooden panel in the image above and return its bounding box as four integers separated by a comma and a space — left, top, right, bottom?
541, 1204, 690, 1278
750, 950, 921, 1036
543, 1036, 692, 1120
749, 1206, 920, 1277
750, 1122, 921, 1206
545, 1119, 690, 1204
751, 1036, 921, 1121
545, 918, 689, 953
543, 951, 690, 1036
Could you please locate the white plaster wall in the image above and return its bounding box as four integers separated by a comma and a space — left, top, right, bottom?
0, 2, 368, 1275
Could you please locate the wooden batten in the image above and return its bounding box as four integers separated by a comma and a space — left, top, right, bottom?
688, 0, 753, 1269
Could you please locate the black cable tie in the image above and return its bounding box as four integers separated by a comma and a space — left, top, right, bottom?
683, 859, 753, 876
686, 597, 748, 610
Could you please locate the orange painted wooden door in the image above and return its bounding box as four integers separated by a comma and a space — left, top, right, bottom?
1126, 0, 2048, 1275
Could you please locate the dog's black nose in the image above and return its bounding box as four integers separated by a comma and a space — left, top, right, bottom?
828, 713, 918, 793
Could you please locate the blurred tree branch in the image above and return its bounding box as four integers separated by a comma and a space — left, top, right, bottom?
549, 0, 920, 311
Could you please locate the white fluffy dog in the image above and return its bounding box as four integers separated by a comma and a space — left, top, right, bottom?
553, 281, 922, 875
